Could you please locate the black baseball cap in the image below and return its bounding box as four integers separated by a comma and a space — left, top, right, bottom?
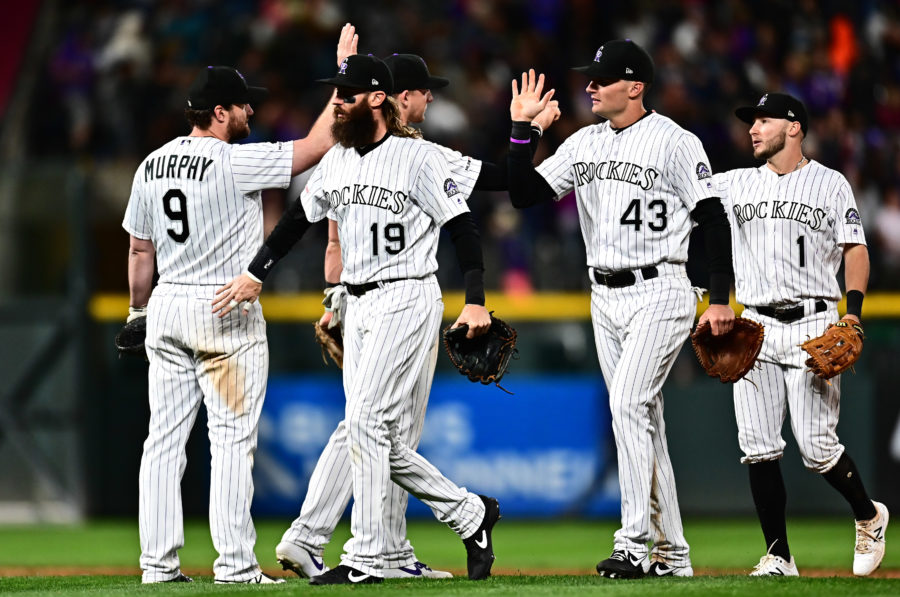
187, 66, 268, 110
317, 54, 393, 93
735, 92, 808, 135
572, 39, 654, 84
383, 54, 449, 93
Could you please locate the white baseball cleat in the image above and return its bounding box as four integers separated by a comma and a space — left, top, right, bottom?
854, 500, 889, 576
648, 560, 694, 577
750, 553, 798, 576
276, 540, 330, 578
214, 572, 284, 584
383, 561, 453, 579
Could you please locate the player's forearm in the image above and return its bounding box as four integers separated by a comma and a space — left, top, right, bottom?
475, 127, 541, 191
507, 122, 555, 207
324, 219, 342, 285
691, 198, 734, 305
291, 92, 336, 175
843, 244, 869, 293
443, 213, 486, 306
128, 238, 155, 307
247, 198, 314, 281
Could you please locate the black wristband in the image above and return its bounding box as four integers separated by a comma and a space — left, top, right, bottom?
708, 272, 732, 305
325, 281, 340, 289
846, 289, 864, 318
510, 120, 532, 155
464, 269, 486, 306
247, 244, 280, 282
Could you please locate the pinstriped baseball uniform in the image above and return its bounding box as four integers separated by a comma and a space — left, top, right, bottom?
123, 135, 293, 583
296, 134, 486, 576
713, 161, 867, 472
535, 112, 716, 565
281, 139, 481, 570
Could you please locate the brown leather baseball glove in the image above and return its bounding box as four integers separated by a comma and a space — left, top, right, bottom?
800, 318, 864, 379
442, 313, 518, 392
313, 321, 343, 369
691, 318, 765, 383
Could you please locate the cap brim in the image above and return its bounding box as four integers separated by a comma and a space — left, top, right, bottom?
427, 76, 450, 89
316, 77, 375, 89
246, 86, 268, 105
735, 106, 781, 124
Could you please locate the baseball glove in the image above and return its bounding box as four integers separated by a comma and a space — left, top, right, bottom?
442, 314, 518, 392
800, 319, 864, 380
691, 318, 764, 383
115, 316, 148, 361
314, 320, 343, 369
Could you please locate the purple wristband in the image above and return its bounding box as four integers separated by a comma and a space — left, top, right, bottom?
510, 137, 530, 144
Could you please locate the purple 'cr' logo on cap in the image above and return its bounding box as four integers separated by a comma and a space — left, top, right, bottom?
758, 93, 768, 106
236, 70, 246, 82
594, 47, 603, 62
338, 59, 348, 75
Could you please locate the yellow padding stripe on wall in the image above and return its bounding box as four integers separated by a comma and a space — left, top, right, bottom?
90, 292, 900, 322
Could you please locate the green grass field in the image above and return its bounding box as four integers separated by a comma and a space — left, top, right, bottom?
1, 517, 898, 596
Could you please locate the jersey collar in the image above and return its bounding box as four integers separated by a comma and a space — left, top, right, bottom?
609, 109, 654, 135
355, 132, 392, 156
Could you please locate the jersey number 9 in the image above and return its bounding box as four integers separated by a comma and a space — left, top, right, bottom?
371, 223, 406, 255
162, 189, 190, 243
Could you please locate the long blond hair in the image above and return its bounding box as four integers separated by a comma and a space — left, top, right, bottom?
381, 96, 422, 139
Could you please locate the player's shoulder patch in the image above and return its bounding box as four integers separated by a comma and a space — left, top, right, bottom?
696, 162, 711, 180
444, 178, 459, 198
845, 208, 861, 225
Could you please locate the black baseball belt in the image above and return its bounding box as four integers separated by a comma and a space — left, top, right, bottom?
344, 278, 408, 297
590, 265, 659, 288
753, 300, 827, 323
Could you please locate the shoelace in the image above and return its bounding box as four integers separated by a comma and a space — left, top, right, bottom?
752, 554, 777, 573
855, 525, 877, 553
609, 551, 628, 562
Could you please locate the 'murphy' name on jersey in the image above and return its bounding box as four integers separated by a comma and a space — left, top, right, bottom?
573, 160, 659, 190
325, 184, 408, 214
731, 200, 827, 230
144, 155, 215, 182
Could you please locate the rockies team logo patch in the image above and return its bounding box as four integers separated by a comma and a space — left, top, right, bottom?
845, 208, 861, 225
696, 162, 711, 180
444, 178, 459, 198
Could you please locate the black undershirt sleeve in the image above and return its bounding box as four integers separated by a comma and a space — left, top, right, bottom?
475, 126, 542, 191
507, 121, 556, 208
247, 198, 314, 281
691, 197, 733, 305
442, 212, 485, 305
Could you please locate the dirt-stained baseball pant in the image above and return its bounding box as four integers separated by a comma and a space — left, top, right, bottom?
140, 284, 269, 583
735, 305, 844, 472
589, 264, 695, 566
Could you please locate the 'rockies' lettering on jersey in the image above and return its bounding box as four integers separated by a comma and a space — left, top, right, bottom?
536, 112, 716, 271
144, 154, 215, 182
713, 160, 866, 305
572, 160, 660, 190
730, 200, 827, 230
325, 184, 408, 214
301, 135, 468, 285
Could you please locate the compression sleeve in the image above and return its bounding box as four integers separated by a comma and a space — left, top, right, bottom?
443, 212, 485, 305
476, 125, 543, 191
691, 197, 733, 305
507, 121, 555, 207
247, 197, 314, 281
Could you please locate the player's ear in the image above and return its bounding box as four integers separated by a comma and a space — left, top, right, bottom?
628, 81, 644, 99
213, 105, 228, 123
369, 91, 386, 108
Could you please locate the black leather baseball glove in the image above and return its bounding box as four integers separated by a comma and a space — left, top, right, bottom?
442, 314, 518, 392
115, 315, 148, 361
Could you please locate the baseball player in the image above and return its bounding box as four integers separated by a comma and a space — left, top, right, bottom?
122, 50, 340, 584
271, 50, 560, 581
505, 41, 735, 578
214, 54, 501, 585
704, 92, 887, 577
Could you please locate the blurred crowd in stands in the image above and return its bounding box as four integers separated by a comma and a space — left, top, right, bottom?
28, 0, 900, 292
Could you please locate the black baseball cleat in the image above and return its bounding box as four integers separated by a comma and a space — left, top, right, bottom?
596, 549, 648, 579
309, 564, 383, 585
463, 495, 501, 580
163, 573, 193, 582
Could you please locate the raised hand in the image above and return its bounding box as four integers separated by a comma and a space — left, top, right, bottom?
532, 99, 561, 133
510, 69, 555, 121
337, 23, 358, 66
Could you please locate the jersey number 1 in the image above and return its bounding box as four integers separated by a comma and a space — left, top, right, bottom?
620, 198, 667, 231
371, 223, 406, 255
162, 189, 189, 243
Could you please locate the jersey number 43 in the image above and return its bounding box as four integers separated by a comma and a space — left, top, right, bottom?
620, 198, 667, 231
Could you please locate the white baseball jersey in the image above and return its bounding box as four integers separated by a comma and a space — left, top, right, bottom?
712, 161, 867, 306
536, 112, 716, 271
429, 141, 482, 198
300, 135, 469, 284
124, 135, 293, 583
123, 136, 293, 284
